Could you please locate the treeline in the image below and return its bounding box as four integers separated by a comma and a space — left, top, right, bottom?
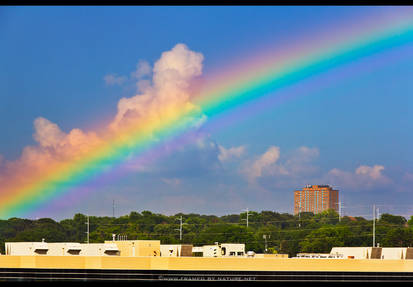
1, 210, 413, 257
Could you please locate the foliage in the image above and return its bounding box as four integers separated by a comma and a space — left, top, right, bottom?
0, 209, 411, 256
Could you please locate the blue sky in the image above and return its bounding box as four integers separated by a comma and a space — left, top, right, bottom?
0, 6, 412, 220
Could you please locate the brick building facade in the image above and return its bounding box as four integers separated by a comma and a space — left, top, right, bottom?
294, 185, 339, 215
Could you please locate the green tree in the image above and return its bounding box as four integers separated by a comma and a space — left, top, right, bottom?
381, 228, 413, 247
299, 226, 346, 253
380, 213, 407, 226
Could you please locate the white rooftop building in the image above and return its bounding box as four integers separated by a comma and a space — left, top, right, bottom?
330, 247, 413, 260
160, 244, 193, 257
193, 243, 245, 257
295, 247, 413, 260
5, 241, 120, 256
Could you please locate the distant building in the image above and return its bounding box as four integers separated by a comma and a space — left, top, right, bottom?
294, 185, 339, 215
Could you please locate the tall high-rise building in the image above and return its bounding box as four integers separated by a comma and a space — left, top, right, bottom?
294, 185, 339, 215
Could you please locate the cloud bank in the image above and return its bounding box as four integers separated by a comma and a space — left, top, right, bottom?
0, 43, 206, 196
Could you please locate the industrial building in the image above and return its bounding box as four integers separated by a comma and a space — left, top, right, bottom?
5, 240, 120, 256
4, 240, 245, 258
330, 247, 413, 260
294, 184, 339, 214
294, 247, 413, 260
1, 245, 413, 282
160, 244, 193, 257
104, 240, 160, 257
192, 243, 245, 257
7, 240, 413, 261
5, 240, 160, 257
3, 240, 413, 282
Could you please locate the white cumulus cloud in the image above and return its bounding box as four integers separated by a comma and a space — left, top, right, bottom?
33, 117, 66, 148
104, 74, 127, 86
244, 146, 281, 182
355, 165, 385, 180
218, 145, 246, 162
110, 43, 204, 132
327, 164, 389, 190
131, 60, 152, 79
242, 145, 320, 184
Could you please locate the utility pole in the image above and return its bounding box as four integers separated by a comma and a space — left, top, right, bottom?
112, 199, 115, 218
376, 207, 380, 247
242, 208, 249, 229
372, 205, 381, 247
175, 216, 186, 241
85, 215, 90, 244
178, 216, 183, 241
373, 204, 376, 247
263, 234, 270, 253
338, 201, 342, 222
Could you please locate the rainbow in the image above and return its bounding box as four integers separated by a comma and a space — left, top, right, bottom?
1, 13, 413, 219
